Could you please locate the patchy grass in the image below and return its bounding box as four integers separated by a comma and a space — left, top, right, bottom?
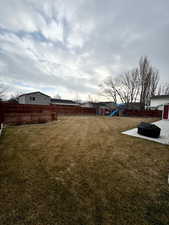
0, 116, 169, 225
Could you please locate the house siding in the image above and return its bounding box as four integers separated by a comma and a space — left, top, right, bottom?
18, 95, 25, 104
150, 98, 169, 110
19, 93, 50, 105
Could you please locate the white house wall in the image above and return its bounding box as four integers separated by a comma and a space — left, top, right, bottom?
21, 93, 50, 105
18, 95, 25, 104
150, 98, 169, 110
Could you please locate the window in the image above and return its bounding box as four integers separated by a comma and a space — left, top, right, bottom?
30, 96, 35, 101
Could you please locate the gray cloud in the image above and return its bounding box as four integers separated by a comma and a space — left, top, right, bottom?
0, 0, 169, 100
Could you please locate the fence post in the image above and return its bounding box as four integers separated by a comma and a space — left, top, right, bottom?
0, 101, 4, 123
0, 102, 4, 135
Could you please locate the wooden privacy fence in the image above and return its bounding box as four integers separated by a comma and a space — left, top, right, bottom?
123, 109, 162, 117
0, 102, 96, 125
53, 104, 96, 115
0, 103, 3, 124
0, 102, 4, 135
0, 103, 57, 125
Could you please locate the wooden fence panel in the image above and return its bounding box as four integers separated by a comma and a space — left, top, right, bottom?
0, 102, 4, 123
0, 102, 96, 125
123, 109, 162, 117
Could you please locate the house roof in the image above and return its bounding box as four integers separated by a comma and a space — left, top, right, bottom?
96, 101, 116, 104
19, 91, 51, 98
81, 101, 116, 105
80, 101, 117, 108
151, 95, 169, 99
51, 98, 78, 104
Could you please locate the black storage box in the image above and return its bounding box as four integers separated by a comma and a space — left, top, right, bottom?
137, 122, 161, 138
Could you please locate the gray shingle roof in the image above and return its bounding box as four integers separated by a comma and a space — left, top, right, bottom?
151, 95, 169, 99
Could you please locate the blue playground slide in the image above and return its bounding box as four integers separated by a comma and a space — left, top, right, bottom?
109, 109, 119, 116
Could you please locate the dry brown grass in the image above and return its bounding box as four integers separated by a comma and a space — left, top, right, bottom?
0, 116, 169, 225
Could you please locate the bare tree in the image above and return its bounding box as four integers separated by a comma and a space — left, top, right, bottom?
8, 92, 22, 103
101, 56, 159, 109
101, 68, 140, 104
120, 68, 140, 104
150, 69, 159, 97
74, 93, 82, 104
88, 95, 98, 103
99, 77, 117, 103
139, 57, 159, 108
157, 82, 169, 95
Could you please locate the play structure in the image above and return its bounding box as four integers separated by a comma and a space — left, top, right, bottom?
109, 109, 119, 117
109, 104, 125, 117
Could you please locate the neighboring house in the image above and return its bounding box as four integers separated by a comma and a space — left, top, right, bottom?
81, 101, 116, 115
97, 102, 117, 110
51, 98, 79, 106
80, 102, 95, 108
125, 102, 141, 110
18, 92, 51, 105
150, 95, 169, 110
95, 102, 117, 115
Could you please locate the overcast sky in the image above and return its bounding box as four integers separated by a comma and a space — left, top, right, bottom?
0, 0, 169, 100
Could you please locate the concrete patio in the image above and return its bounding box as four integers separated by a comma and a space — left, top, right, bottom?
122, 120, 169, 145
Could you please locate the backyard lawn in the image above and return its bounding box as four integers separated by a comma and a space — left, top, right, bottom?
0, 116, 169, 225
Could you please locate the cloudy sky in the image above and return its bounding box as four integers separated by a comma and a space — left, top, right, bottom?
0, 0, 169, 100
